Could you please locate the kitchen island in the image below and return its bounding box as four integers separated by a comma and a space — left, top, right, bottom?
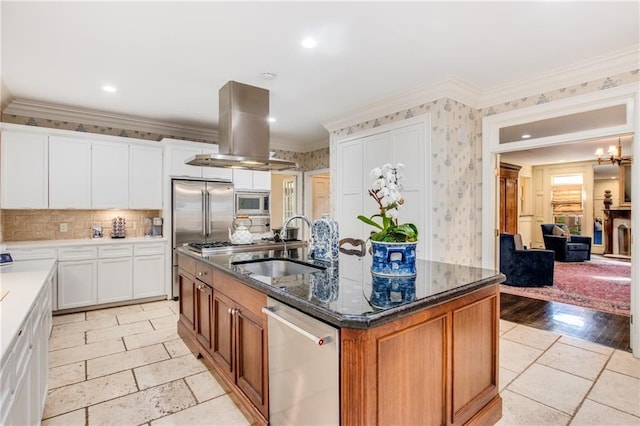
176, 246, 504, 425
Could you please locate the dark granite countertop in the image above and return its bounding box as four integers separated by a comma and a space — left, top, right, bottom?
176, 246, 505, 329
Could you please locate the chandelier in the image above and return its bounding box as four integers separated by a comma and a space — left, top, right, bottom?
595, 138, 632, 166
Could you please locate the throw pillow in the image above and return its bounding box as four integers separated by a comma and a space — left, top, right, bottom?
552, 225, 571, 241
513, 234, 524, 250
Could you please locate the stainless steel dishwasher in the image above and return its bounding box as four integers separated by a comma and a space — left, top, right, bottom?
262, 297, 340, 425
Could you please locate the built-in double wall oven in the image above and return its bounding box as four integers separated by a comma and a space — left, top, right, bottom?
235, 191, 270, 216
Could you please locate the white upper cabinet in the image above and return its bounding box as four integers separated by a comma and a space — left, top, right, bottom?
0, 131, 48, 209
92, 141, 129, 209
49, 136, 92, 209
129, 144, 163, 209
233, 170, 272, 191
165, 140, 232, 181
168, 145, 202, 178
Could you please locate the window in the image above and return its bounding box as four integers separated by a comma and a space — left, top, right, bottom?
282, 178, 296, 223
551, 175, 584, 234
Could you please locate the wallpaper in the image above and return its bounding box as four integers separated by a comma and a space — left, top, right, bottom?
331, 69, 639, 267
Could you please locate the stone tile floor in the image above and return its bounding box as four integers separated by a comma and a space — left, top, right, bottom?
43, 300, 640, 425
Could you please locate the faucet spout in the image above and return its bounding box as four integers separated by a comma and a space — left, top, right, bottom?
281, 215, 312, 241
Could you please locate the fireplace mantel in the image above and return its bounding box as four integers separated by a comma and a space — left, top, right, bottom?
603, 208, 632, 255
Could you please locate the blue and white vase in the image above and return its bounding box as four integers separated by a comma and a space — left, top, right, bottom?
309, 215, 339, 262
369, 274, 417, 308
370, 241, 417, 276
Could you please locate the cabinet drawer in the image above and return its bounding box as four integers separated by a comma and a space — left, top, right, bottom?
195, 263, 213, 286
57, 246, 97, 261
134, 243, 165, 256
9, 247, 57, 261
178, 254, 196, 276
98, 244, 133, 258
213, 269, 266, 317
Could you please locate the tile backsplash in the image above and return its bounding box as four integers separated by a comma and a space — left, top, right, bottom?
1, 209, 161, 242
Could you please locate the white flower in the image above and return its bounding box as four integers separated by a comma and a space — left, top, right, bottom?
369, 167, 382, 179
386, 209, 399, 220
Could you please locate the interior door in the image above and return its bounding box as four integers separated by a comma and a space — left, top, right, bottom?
312, 175, 331, 220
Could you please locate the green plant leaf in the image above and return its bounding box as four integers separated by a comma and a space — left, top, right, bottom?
357, 215, 383, 231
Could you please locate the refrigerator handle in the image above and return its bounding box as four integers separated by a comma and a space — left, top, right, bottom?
202, 188, 208, 238
205, 189, 211, 237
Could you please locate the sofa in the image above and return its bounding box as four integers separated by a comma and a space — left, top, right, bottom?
499, 233, 555, 287
540, 224, 591, 262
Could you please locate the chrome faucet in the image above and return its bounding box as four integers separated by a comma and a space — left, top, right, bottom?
280, 214, 312, 241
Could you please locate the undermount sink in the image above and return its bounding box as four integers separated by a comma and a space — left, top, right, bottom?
233, 258, 325, 277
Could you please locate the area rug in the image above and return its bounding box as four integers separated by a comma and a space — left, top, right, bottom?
500, 258, 631, 316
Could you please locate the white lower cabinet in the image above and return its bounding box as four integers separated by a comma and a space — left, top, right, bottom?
58, 259, 98, 310
98, 257, 134, 303
97, 244, 134, 304
1, 282, 51, 426
133, 255, 165, 298
51, 241, 167, 311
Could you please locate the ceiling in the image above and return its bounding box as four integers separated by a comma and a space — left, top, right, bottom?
1, 2, 639, 151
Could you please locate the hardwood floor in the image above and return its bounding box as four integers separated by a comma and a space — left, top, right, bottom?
500, 293, 631, 352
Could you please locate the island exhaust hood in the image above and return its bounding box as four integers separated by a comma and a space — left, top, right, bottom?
186, 81, 298, 171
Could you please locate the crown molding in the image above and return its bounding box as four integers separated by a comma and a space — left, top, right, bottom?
270, 136, 329, 152
324, 76, 481, 133
478, 45, 640, 108
3, 98, 219, 142
324, 46, 639, 133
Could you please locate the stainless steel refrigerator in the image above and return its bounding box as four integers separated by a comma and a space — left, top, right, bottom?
172, 179, 234, 296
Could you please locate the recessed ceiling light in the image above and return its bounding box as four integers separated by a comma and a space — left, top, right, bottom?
261, 72, 276, 81
102, 85, 117, 93
267, 117, 276, 123
301, 37, 317, 49
521, 134, 531, 139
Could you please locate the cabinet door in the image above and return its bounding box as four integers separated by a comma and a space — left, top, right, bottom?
92, 141, 129, 208
129, 144, 163, 209
178, 271, 196, 334
336, 139, 363, 240
196, 283, 214, 352
235, 308, 268, 416
169, 146, 202, 178
133, 255, 165, 298
0, 131, 48, 209
58, 260, 98, 309
49, 136, 92, 208
212, 291, 235, 381
98, 257, 133, 304
232, 169, 254, 190
252, 171, 271, 191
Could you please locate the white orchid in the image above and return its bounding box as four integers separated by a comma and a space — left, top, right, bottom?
357, 163, 418, 242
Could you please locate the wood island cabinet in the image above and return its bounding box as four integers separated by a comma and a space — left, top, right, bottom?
341, 284, 501, 425
178, 253, 501, 426
177, 254, 269, 424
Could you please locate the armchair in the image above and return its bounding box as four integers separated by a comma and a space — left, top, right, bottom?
500, 233, 555, 287
540, 224, 591, 262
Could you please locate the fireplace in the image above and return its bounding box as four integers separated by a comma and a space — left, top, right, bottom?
603, 208, 632, 256
613, 219, 631, 256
